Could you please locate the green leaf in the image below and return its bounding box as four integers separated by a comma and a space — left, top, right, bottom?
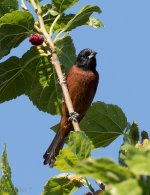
0, 0, 18, 17
1, 145, 11, 178
56, 34, 76, 72
52, 0, 79, 13
119, 121, 139, 166
0, 10, 34, 59
86, 17, 104, 28
63, 5, 101, 32
80, 101, 127, 148
74, 158, 132, 184
0, 34, 76, 114
55, 131, 92, 171
52, 102, 127, 148
104, 179, 142, 195
0, 47, 62, 115
23, 47, 62, 115
43, 5, 102, 34
139, 176, 150, 195
0, 56, 30, 102
55, 148, 78, 171
126, 143, 150, 176
44, 13, 74, 33
68, 131, 92, 160
0, 145, 18, 195
42, 174, 76, 195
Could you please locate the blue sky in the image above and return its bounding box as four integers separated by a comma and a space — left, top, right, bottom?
0, 0, 150, 194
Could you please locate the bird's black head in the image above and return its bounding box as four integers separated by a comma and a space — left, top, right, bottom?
76, 48, 97, 71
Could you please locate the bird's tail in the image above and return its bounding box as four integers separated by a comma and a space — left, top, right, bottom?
43, 129, 66, 167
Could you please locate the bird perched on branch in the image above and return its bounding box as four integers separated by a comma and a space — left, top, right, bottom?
43, 48, 99, 167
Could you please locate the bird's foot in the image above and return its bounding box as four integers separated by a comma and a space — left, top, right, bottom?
58, 73, 67, 85
69, 112, 79, 122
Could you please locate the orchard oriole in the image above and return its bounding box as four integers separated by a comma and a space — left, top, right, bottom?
43, 48, 99, 167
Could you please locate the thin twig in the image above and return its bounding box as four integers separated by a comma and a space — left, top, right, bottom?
21, 0, 28, 11
54, 29, 65, 43
49, 14, 61, 37
29, 0, 80, 131
85, 177, 96, 195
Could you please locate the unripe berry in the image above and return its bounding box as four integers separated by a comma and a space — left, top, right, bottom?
29, 34, 44, 46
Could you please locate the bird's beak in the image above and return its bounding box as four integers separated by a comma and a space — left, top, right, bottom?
88, 52, 97, 59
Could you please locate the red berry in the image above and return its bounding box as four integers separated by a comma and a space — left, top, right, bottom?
29, 34, 44, 46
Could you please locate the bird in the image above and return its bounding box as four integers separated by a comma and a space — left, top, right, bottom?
43, 48, 99, 167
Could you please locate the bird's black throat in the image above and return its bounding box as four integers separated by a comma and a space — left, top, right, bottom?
76, 48, 97, 71
76, 57, 97, 71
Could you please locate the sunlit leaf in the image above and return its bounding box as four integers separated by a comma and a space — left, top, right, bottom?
42, 174, 76, 195
22, 47, 62, 115
86, 17, 104, 28
104, 179, 142, 195
126, 143, 150, 176
55, 131, 92, 171
74, 158, 132, 184
0, 47, 61, 114
0, 145, 18, 195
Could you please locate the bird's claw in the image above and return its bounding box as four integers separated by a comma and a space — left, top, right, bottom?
58, 73, 67, 85
69, 112, 79, 122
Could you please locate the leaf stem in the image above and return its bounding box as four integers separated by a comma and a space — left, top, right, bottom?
21, 0, 28, 11
29, 0, 80, 131
54, 29, 65, 43
49, 14, 61, 37
85, 177, 96, 195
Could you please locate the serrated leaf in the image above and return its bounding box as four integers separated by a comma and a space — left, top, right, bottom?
104, 179, 142, 195
56, 34, 76, 71
42, 174, 76, 195
0, 10, 34, 59
63, 5, 101, 32
52, 102, 127, 148
52, 0, 79, 13
0, 34, 76, 114
1, 145, 11, 178
0, 145, 18, 195
80, 101, 127, 148
0, 0, 18, 17
126, 143, 150, 176
55, 131, 92, 171
0, 47, 62, 114
74, 158, 132, 184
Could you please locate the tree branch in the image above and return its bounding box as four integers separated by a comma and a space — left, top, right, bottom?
85, 177, 96, 195
29, 0, 80, 131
